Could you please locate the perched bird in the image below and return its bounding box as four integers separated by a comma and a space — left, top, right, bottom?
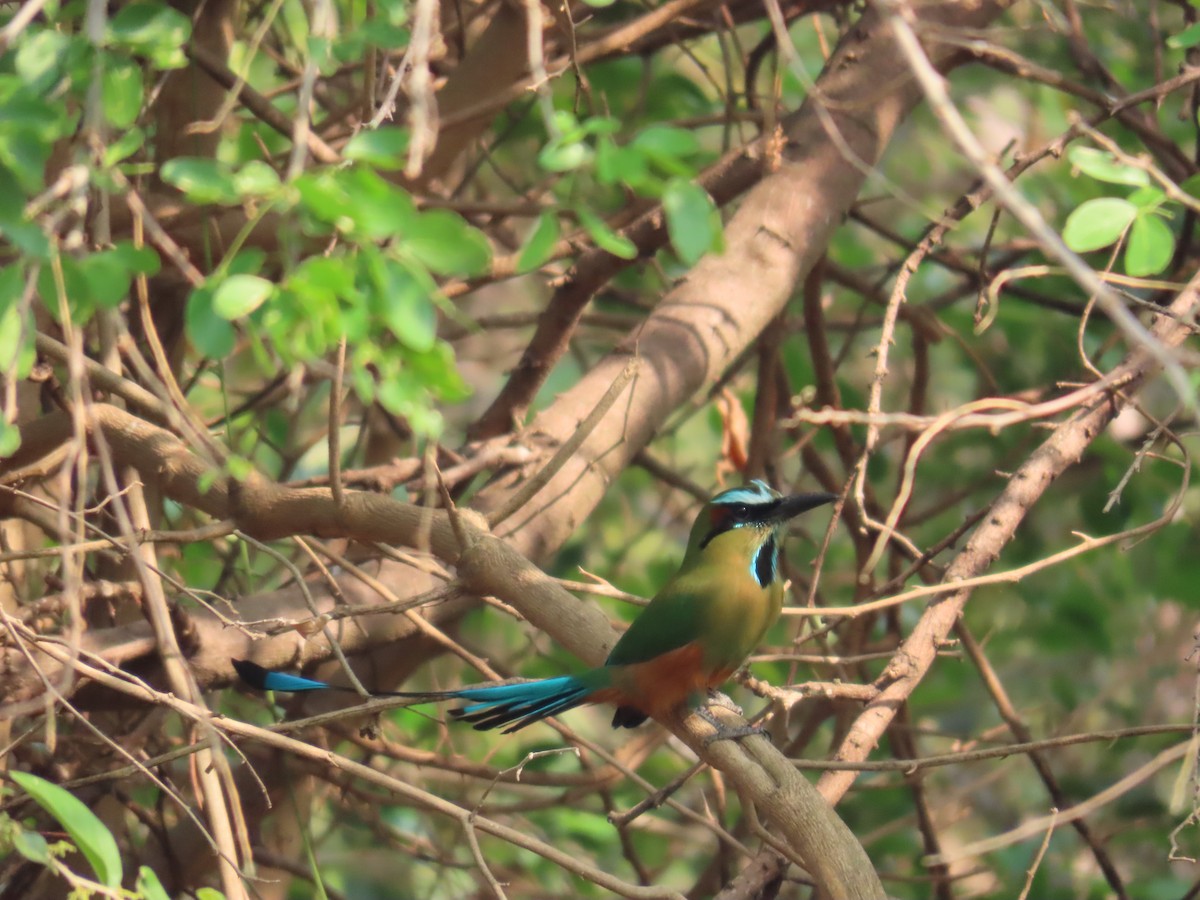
233, 480, 836, 735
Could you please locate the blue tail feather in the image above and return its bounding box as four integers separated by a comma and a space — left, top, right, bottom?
233, 659, 334, 693
231, 659, 599, 733
449, 675, 594, 733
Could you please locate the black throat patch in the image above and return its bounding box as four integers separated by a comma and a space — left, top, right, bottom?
752, 534, 778, 587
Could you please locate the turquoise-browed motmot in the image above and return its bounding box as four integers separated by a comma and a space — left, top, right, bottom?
233, 481, 836, 733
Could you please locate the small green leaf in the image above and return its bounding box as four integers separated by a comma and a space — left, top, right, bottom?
13, 827, 51, 864
538, 139, 591, 172
233, 160, 281, 197
344, 127, 410, 169
36, 255, 92, 318
10, 771, 123, 888
596, 140, 652, 190
580, 0, 617, 8
577, 208, 637, 259
336, 167, 416, 239
404, 209, 492, 276
1181, 173, 1200, 199
161, 158, 239, 204
15, 30, 68, 93
103, 127, 145, 167
663, 179, 717, 265
1168, 21, 1200, 48
136, 866, 172, 900
102, 58, 143, 129
109, 2, 191, 69
1062, 197, 1137, 252
1128, 186, 1166, 210
0, 127, 52, 193
78, 251, 132, 308
213, 274, 274, 319
111, 241, 161, 276
632, 125, 701, 176
226, 247, 266, 277
1067, 146, 1149, 187
374, 259, 436, 352
293, 171, 353, 230
516, 212, 560, 273
1125, 214, 1175, 277
0, 419, 21, 457
195, 887, 228, 900
186, 287, 236, 357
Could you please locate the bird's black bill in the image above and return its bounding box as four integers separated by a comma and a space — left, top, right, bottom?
771, 492, 838, 522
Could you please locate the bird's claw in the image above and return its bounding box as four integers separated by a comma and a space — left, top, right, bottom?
697, 704, 770, 746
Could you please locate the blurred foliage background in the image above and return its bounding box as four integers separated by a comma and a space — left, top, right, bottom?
2, 0, 1200, 896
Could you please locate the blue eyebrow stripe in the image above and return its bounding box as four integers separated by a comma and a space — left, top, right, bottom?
711, 480, 776, 506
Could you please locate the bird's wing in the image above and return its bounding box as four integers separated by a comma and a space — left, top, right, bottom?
604, 574, 707, 667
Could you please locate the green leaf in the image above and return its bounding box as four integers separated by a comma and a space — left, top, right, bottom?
596, 139, 651, 190
102, 58, 143, 129
78, 251, 132, 308
195, 887, 227, 900
0, 419, 21, 457
36, 255, 92, 318
15, 30, 68, 93
1168, 21, 1200, 48
213, 274, 274, 319
103, 126, 145, 166
111, 241, 161, 276
662, 179, 717, 265
632, 125, 701, 176
1181, 173, 1200, 199
538, 138, 591, 173
1125, 214, 1175, 277
13, 827, 51, 864
632, 125, 700, 159
10, 771, 123, 888
516, 212, 560, 273
0, 164, 26, 225
344, 127, 410, 169
336, 168, 416, 239
136, 866, 172, 900
1066, 146, 1149, 187
233, 160, 281, 197
160, 157, 239, 204
226, 247, 266, 277
373, 258, 436, 352
1126, 186, 1166, 211
186, 287, 236, 357
404, 209, 491, 276
108, 2, 192, 69
0, 271, 35, 380
0, 127, 52, 193
1062, 197, 1137, 252
577, 208, 637, 259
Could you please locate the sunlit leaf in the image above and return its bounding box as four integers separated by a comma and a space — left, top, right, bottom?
213, 274, 274, 319
102, 58, 143, 129
1168, 21, 1200, 48
404, 209, 491, 276
186, 287, 236, 357
663, 179, 718, 265
137, 866, 172, 900
516, 212, 560, 273
1067, 146, 1149, 187
161, 157, 239, 204
233, 160, 281, 197
11, 771, 123, 888
344, 127, 410, 169
577, 208, 637, 259
1125, 213, 1174, 277
1062, 197, 1137, 252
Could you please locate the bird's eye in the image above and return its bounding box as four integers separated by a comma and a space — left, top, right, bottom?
728, 504, 748, 517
